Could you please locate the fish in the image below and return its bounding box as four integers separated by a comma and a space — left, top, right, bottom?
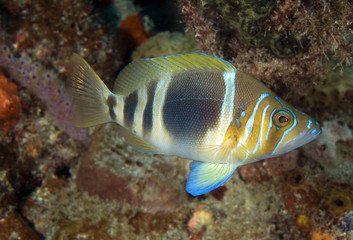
69, 53, 321, 196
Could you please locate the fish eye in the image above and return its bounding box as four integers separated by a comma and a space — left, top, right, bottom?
273, 111, 291, 127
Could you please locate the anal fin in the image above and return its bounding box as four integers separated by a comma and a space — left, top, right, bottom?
186, 161, 237, 196
118, 126, 162, 154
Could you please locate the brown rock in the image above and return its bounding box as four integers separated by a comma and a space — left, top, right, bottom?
75, 123, 187, 213
0, 215, 41, 239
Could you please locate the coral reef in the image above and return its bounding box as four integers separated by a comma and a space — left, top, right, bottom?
187, 206, 214, 240
178, 0, 353, 98
98, 0, 140, 29
311, 231, 335, 240
187, 205, 214, 235
215, 0, 278, 53
0, 72, 21, 131
304, 65, 353, 107
209, 186, 227, 201
75, 123, 188, 213
0, 215, 42, 239
282, 168, 353, 238
0, 0, 124, 87
238, 150, 299, 184
337, 211, 353, 238
22, 175, 192, 239
118, 14, 152, 56
264, 1, 353, 65
2, 0, 116, 67
0, 45, 90, 144
0, 87, 83, 239
119, 15, 151, 45
304, 119, 353, 164
0, 0, 353, 239
21, 151, 291, 239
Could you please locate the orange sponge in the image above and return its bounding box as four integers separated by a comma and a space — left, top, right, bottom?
311, 231, 334, 240
119, 15, 150, 45
0, 73, 22, 131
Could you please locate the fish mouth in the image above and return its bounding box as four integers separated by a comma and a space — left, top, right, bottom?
257, 127, 322, 160
281, 127, 322, 153
302, 127, 322, 145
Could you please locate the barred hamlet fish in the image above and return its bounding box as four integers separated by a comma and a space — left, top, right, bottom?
69, 53, 321, 196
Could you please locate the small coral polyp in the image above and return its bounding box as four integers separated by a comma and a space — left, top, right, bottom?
323, 183, 353, 219
283, 169, 353, 236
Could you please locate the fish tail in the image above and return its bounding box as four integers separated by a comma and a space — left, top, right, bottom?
69, 53, 114, 127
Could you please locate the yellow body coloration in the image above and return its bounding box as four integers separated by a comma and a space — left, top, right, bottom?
69, 53, 321, 196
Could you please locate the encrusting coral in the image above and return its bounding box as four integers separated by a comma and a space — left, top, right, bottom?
0, 0, 129, 143
304, 65, 353, 107
282, 169, 353, 238
0, 44, 90, 144
178, 0, 353, 98
303, 119, 353, 164
0, 0, 124, 88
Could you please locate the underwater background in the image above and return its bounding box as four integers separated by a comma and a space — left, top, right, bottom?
0, 0, 353, 239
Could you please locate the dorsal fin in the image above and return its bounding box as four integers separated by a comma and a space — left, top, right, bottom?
113, 53, 236, 95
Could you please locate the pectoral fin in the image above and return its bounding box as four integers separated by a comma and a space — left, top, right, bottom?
186, 161, 237, 196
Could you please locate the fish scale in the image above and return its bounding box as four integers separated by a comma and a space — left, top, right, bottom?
69, 53, 321, 196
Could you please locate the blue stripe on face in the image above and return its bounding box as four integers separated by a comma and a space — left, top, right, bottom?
241, 111, 245, 118
253, 104, 270, 154
271, 96, 298, 155
307, 119, 312, 129
266, 109, 277, 142
243, 93, 270, 142
235, 118, 240, 127
277, 110, 290, 115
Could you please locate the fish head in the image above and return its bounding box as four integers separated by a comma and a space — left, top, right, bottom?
259, 96, 321, 158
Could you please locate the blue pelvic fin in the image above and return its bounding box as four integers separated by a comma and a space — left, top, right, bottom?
186, 161, 237, 196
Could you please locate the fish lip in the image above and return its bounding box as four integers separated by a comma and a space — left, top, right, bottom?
316, 127, 322, 137
278, 126, 321, 155
301, 127, 322, 144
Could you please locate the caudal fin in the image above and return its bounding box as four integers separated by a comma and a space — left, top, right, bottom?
69, 53, 112, 127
